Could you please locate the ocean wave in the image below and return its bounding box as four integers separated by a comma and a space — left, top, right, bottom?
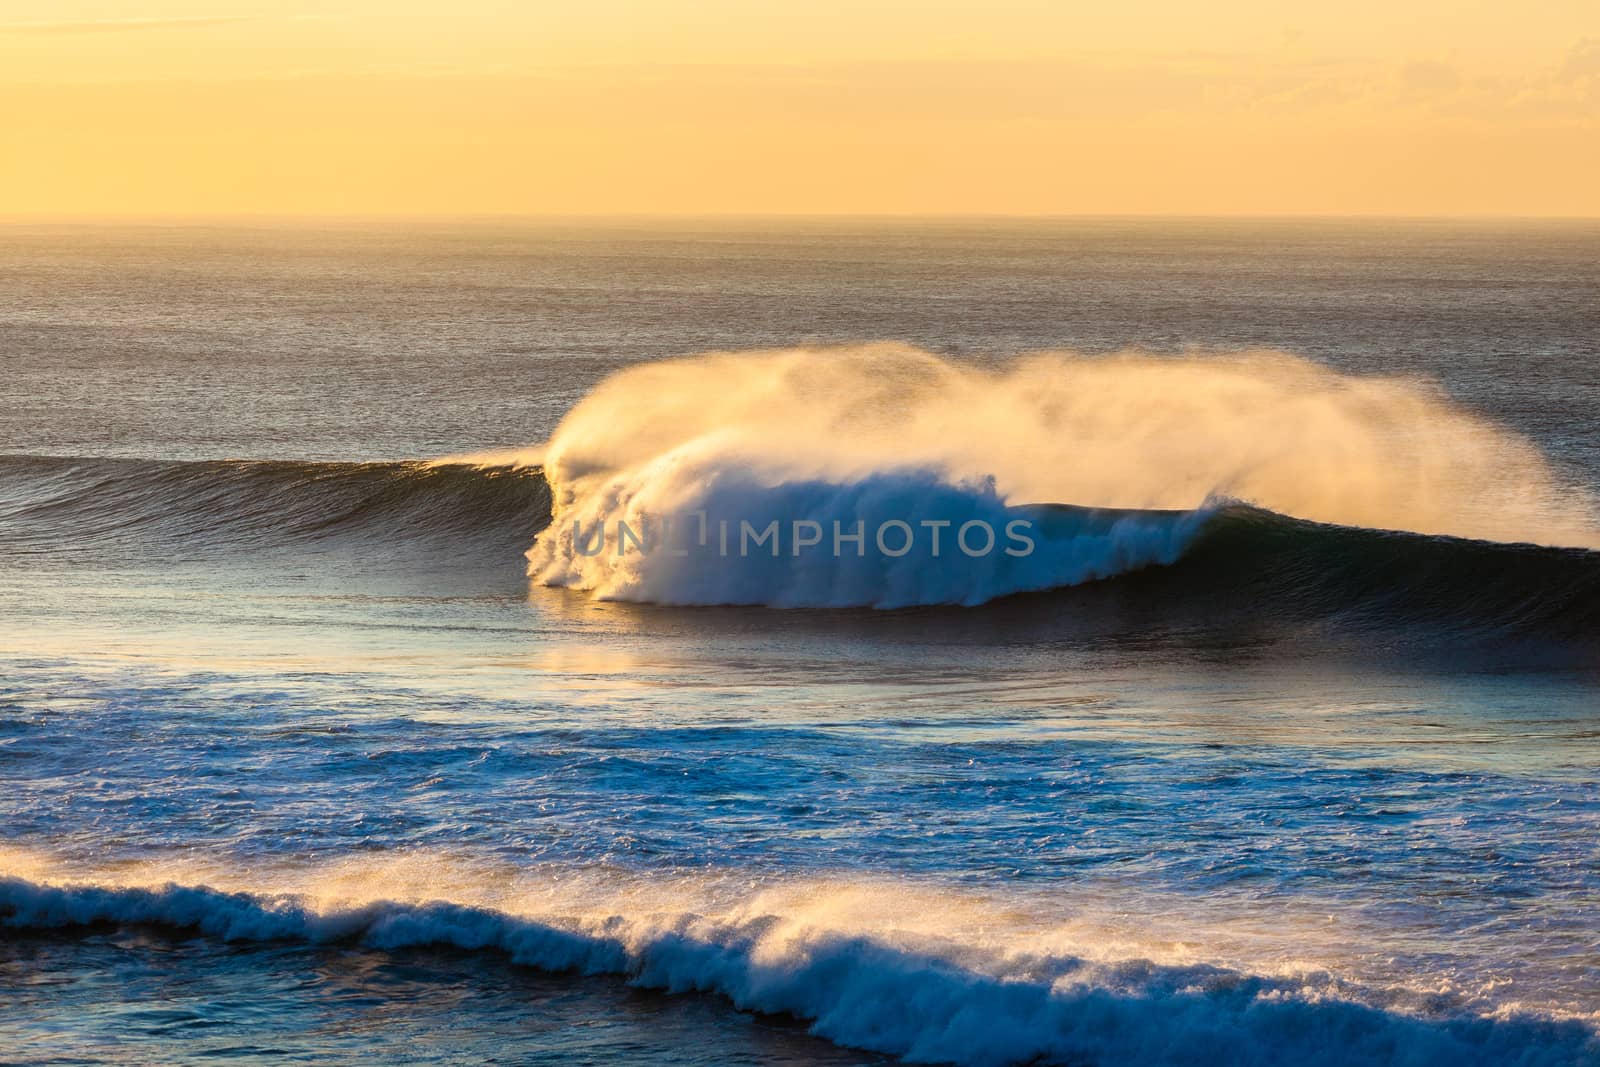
2, 451, 1599, 642
0, 454, 550, 561
529, 468, 1213, 608
3, 870, 1595, 1067
1171, 503, 1600, 643
509, 345, 1600, 626
530, 482, 1600, 639
527, 345, 1600, 556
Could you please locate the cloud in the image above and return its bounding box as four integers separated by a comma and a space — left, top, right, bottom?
1559, 38, 1600, 82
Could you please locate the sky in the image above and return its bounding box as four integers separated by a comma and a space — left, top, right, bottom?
2, 1, 1597, 217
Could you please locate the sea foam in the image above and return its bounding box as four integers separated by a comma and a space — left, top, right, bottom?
3, 859, 1595, 1067
519, 346, 1600, 608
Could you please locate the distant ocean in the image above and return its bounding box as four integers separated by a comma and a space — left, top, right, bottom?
2, 218, 1598, 1066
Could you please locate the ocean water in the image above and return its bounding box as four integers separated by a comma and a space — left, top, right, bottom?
2, 218, 1599, 1066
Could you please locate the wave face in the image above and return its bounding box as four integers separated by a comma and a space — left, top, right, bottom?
4, 856, 1596, 1067
0, 455, 551, 562
1152, 503, 1600, 644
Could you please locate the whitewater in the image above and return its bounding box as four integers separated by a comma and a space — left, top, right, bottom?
513, 346, 1600, 609
6, 847, 1598, 1067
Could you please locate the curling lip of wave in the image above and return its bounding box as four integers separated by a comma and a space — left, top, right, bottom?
532, 484, 1600, 637
3, 873, 1597, 1067
517, 344, 1600, 614
526, 345, 1600, 553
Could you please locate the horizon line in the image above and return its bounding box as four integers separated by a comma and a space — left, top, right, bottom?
3, 210, 1599, 226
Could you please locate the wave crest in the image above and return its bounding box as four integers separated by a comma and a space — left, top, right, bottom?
3, 858, 1595, 1067
530, 465, 1212, 608
523, 346, 1599, 608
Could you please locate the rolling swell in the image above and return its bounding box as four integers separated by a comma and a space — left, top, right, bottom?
2, 453, 1597, 645
1143, 504, 1600, 645
0, 454, 551, 562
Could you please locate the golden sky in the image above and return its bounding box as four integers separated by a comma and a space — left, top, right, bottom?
2, 1, 1597, 216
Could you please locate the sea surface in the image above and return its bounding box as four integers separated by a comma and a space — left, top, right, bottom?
1, 218, 1598, 1066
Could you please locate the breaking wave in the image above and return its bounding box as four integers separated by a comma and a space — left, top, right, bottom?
531, 471, 1214, 608
3, 347, 1599, 635
512, 345, 1600, 624
517, 344, 1600, 553
2, 861, 1596, 1067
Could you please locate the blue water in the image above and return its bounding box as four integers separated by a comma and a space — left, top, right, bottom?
2, 219, 1598, 1066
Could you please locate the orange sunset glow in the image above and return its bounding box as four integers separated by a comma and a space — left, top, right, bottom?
3, 0, 1597, 216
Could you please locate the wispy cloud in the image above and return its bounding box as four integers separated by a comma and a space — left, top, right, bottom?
1559, 38, 1600, 81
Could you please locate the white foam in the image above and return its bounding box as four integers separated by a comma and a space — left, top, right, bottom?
517, 346, 1599, 608
3, 857, 1594, 1067
531, 466, 1211, 607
